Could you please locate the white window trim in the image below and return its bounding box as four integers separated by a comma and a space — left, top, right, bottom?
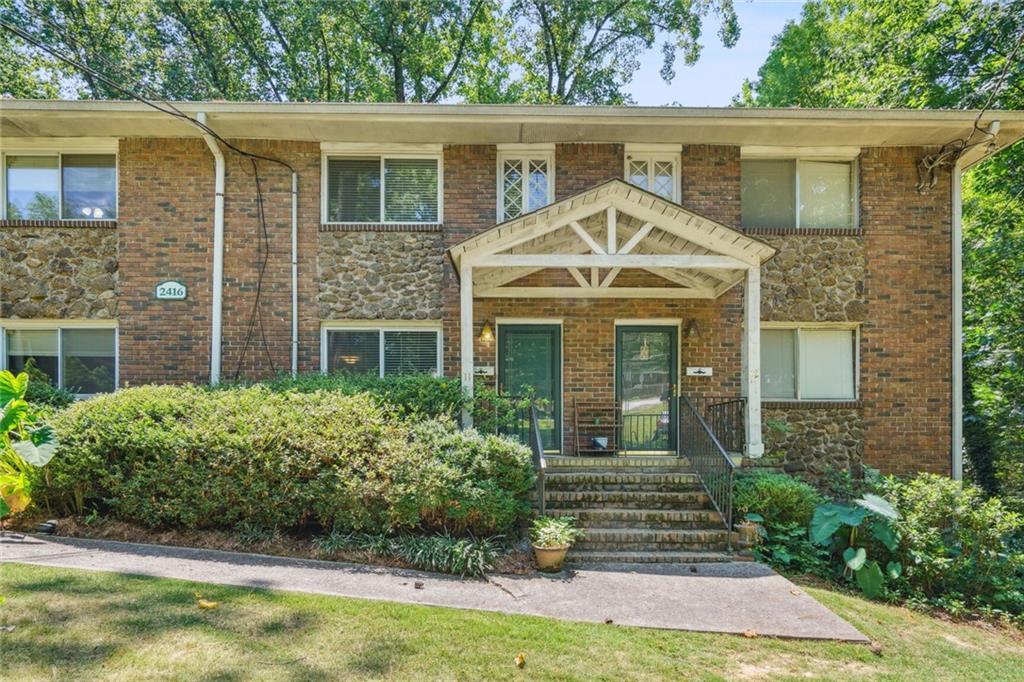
320, 320, 443, 377
0, 319, 119, 397
740, 155, 860, 230
320, 145, 444, 225
496, 148, 555, 222
624, 144, 681, 202
1, 142, 120, 221
761, 322, 860, 401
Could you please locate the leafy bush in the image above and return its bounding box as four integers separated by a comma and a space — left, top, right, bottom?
1, 370, 60, 519
751, 521, 828, 575
734, 472, 822, 528
314, 530, 499, 577
810, 493, 902, 598
530, 516, 585, 548
22, 359, 75, 409
37, 384, 533, 538
227, 372, 467, 421
882, 474, 1024, 615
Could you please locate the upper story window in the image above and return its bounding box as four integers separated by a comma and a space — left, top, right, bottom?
323, 149, 441, 224
761, 325, 857, 401
624, 145, 680, 201
3, 152, 117, 220
322, 323, 441, 377
741, 157, 857, 230
2, 324, 117, 395
498, 147, 554, 221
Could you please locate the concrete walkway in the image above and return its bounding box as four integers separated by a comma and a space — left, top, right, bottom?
1, 534, 867, 642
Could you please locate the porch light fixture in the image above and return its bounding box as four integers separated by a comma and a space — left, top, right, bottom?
479, 322, 494, 343
684, 319, 701, 339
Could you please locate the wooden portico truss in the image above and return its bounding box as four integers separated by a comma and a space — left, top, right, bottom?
448, 179, 777, 456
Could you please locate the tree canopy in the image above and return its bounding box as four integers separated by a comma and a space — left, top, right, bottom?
738, 0, 1024, 497
0, 0, 740, 104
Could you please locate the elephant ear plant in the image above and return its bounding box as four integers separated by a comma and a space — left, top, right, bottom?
0, 371, 59, 521
810, 492, 902, 599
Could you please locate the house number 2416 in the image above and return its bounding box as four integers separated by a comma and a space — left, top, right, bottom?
155, 281, 188, 300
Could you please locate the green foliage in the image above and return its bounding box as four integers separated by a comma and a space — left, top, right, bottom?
314, 530, 500, 577
530, 515, 585, 549
751, 520, 829, 575
882, 474, 1024, 615
810, 493, 900, 598
38, 384, 533, 537
734, 472, 823, 528
0, 369, 59, 519
21, 358, 75, 409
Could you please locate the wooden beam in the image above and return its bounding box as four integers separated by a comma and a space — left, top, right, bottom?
568, 267, 590, 288
474, 286, 716, 299
743, 266, 764, 457
599, 267, 621, 288
473, 254, 749, 269
618, 222, 654, 255
569, 221, 606, 255
460, 265, 474, 427
590, 267, 599, 287
606, 207, 617, 254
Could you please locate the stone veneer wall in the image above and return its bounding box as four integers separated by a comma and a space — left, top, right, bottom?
0, 227, 118, 319
318, 231, 445, 319
763, 407, 864, 478
760, 235, 866, 322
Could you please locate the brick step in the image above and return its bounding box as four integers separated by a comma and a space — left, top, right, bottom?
567, 550, 750, 564
545, 472, 701, 493
544, 508, 723, 529
574, 528, 737, 553
545, 456, 691, 469
543, 490, 712, 510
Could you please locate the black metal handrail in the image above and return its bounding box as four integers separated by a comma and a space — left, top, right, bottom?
678, 395, 735, 549
691, 395, 746, 455
528, 404, 547, 516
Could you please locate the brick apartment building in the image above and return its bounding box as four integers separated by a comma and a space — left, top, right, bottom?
3, 101, 1023, 482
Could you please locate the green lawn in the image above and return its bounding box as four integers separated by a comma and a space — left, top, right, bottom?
2, 562, 1023, 681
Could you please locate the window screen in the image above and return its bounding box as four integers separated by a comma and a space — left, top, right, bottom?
799, 329, 855, 399
384, 331, 438, 375
383, 158, 438, 222
741, 159, 795, 229
761, 329, 796, 399
326, 158, 381, 222
799, 161, 853, 229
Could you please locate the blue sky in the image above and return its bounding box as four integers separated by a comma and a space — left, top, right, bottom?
625, 1, 806, 106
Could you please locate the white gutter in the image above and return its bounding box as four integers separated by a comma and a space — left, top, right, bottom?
197, 112, 225, 386
291, 172, 298, 378
951, 161, 964, 481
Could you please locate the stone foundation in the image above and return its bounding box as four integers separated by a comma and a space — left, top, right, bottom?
318, 231, 444, 320
763, 407, 864, 479
0, 227, 118, 319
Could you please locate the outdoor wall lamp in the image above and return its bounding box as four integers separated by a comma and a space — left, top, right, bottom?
684, 318, 702, 339
479, 322, 494, 343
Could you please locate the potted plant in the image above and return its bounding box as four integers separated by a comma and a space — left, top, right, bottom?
530, 516, 585, 572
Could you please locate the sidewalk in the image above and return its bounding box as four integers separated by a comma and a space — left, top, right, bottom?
1, 534, 867, 642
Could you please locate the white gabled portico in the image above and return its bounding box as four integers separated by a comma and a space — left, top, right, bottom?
448, 179, 776, 457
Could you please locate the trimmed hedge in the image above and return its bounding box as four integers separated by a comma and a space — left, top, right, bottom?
38, 384, 533, 536
733, 471, 823, 527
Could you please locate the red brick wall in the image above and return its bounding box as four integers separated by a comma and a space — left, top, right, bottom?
117, 138, 321, 386
860, 147, 952, 475
555, 143, 623, 199
681, 145, 741, 225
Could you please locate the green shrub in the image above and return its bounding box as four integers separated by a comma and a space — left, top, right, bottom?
314, 530, 500, 577
227, 372, 468, 421
37, 384, 533, 538
882, 474, 1024, 614
733, 472, 823, 528
22, 359, 75, 409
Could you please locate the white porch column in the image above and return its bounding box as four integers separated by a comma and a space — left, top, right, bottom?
743, 265, 765, 457
460, 264, 475, 427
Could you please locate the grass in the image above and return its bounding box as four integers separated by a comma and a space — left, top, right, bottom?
2, 563, 1023, 681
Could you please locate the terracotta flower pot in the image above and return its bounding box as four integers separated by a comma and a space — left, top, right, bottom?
533, 544, 570, 572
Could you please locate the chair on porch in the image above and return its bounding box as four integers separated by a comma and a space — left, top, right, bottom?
572, 397, 623, 456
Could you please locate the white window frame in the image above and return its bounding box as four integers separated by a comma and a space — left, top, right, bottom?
623, 144, 681, 202
1, 139, 120, 221
496, 144, 555, 222
740, 147, 860, 230
319, 144, 443, 225
319, 320, 443, 377
761, 322, 860, 401
0, 319, 119, 397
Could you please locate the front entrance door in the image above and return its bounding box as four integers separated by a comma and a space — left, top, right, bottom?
616, 325, 678, 452
498, 324, 561, 451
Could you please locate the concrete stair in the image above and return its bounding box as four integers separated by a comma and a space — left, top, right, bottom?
539, 456, 748, 564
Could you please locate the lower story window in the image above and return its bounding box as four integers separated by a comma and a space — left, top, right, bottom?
761, 326, 856, 400
3, 326, 117, 394
324, 326, 441, 376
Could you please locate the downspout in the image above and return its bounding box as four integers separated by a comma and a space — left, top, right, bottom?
291, 172, 298, 378
951, 160, 963, 481
197, 112, 224, 386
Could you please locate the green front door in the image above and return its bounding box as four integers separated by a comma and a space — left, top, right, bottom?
498, 324, 561, 451
616, 325, 678, 452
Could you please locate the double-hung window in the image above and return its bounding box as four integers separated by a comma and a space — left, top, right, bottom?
741, 157, 857, 229
323, 150, 441, 224
498, 148, 554, 221
323, 324, 441, 376
761, 325, 857, 400
624, 146, 680, 201
3, 151, 117, 220
2, 324, 117, 395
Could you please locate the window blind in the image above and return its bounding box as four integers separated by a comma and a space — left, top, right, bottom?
383, 331, 438, 375
799, 161, 853, 229
741, 159, 796, 229
327, 330, 380, 374
800, 329, 855, 399
327, 158, 381, 222
383, 158, 438, 222
761, 329, 796, 399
